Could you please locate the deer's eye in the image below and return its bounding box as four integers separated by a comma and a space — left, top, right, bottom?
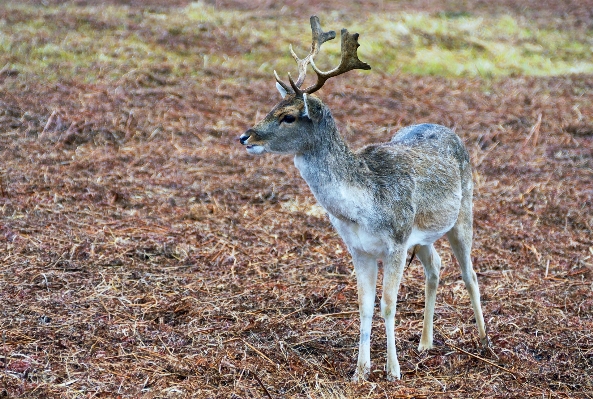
282, 115, 296, 124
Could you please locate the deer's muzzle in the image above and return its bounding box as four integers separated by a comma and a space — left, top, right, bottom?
239, 129, 255, 145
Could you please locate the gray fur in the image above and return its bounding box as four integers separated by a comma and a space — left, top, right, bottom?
239, 94, 488, 381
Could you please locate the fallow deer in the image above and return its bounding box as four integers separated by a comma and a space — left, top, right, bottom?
239, 16, 489, 381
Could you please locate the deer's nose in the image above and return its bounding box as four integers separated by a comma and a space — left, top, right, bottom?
239, 130, 254, 145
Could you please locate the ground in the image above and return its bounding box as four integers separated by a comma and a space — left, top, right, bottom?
0, 1, 592, 398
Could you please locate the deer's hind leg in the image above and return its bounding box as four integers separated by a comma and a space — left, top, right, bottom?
416, 244, 442, 351
446, 203, 489, 347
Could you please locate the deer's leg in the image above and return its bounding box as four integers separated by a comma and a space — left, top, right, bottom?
381, 249, 406, 381
416, 244, 442, 351
352, 251, 378, 382
446, 215, 489, 347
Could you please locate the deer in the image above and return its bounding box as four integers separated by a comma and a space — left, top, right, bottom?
238, 16, 489, 381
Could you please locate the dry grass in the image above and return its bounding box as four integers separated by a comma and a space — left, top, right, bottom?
1, 1, 592, 398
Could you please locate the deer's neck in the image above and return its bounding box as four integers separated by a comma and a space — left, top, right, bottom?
293, 117, 364, 222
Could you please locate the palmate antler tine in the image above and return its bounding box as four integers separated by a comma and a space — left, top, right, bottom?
286, 16, 336, 93
310, 16, 338, 52
304, 29, 371, 94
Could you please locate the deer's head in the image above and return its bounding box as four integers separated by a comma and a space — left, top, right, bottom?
239, 16, 370, 155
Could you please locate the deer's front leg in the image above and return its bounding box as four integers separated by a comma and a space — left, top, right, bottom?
381, 249, 406, 381
351, 251, 378, 382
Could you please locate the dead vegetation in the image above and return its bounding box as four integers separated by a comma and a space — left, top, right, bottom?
1, 1, 592, 398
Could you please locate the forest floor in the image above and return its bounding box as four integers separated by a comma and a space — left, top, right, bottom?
1, 0, 592, 397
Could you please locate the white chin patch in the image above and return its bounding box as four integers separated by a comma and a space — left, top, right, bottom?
246, 145, 266, 155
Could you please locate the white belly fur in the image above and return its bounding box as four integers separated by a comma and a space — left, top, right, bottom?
331, 215, 455, 258
330, 215, 391, 258
405, 225, 453, 248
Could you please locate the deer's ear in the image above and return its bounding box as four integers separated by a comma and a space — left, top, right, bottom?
276, 82, 288, 98
302, 94, 322, 122
302, 94, 310, 119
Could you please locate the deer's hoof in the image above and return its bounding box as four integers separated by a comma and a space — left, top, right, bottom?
386, 371, 401, 381
386, 362, 401, 381
480, 335, 491, 348
352, 366, 370, 382
418, 340, 433, 351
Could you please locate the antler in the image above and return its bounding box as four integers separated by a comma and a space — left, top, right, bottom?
275, 16, 335, 95
275, 16, 370, 96
305, 29, 371, 94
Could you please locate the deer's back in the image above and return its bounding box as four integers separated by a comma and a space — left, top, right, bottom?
390, 124, 470, 169
354, 124, 472, 241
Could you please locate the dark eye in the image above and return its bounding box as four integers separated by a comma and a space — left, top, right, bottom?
282, 115, 296, 124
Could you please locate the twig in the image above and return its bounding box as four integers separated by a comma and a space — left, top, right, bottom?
531, 113, 542, 147
315, 285, 342, 311
437, 328, 520, 379
242, 340, 277, 369
544, 258, 550, 278
0, 173, 6, 197
473, 140, 499, 168
305, 310, 359, 324
279, 306, 307, 321
250, 368, 274, 399
287, 346, 334, 374
522, 113, 542, 149
2, 331, 6, 370
1, 331, 6, 394
405, 245, 418, 270
447, 341, 518, 377
41, 110, 58, 136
